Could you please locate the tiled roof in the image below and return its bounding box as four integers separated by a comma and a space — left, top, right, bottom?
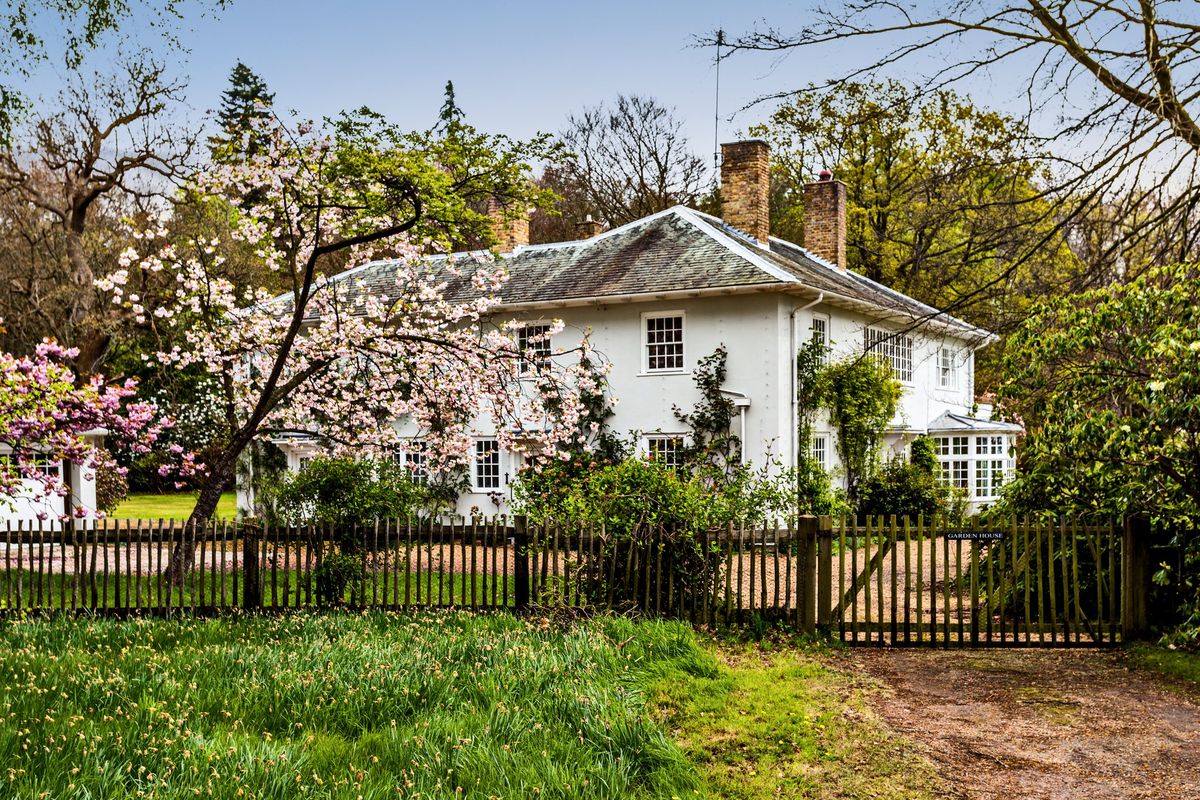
308, 206, 992, 340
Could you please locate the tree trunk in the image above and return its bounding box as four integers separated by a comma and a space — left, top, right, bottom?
163, 457, 235, 584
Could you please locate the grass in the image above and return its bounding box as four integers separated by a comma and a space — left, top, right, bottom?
0, 612, 711, 799
0, 612, 943, 799
112, 491, 237, 520
651, 636, 947, 799
1128, 642, 1200, 688
0, 567, 519, 611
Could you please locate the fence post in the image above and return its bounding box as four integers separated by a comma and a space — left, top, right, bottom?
817, 515, 833, 631
797, 515, 818, 635
513, 515, 530, 613
1121, 516, 1151, 641
242, 523, 262, 611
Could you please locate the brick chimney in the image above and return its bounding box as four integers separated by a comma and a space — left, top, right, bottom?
575, 214, 604, 240
720, 140, 770, 246
803, 170, 847, 270
487, 196, 530, 251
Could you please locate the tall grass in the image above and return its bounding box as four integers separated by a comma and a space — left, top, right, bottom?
0, 612, 711, 798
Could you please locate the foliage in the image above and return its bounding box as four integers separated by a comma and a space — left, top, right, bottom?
674, 345, 740, 474
313, 551, 364, 605
856, 437, 949, 519
794, 338, 845, 516
93, 464, 128, 514
1000, 262, 1200, 640
818, 355, 902, 504
752, 80, 1079, 390
0, 613, 705, 799
0, 340, 182, 518
0, 1, 224, 141
265, 457, 424, 531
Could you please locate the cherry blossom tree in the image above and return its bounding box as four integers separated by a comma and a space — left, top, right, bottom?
105, 113, 594, 575
0, 338, 176, 520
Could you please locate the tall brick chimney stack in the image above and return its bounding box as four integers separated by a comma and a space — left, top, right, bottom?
575, 214, 604, 240
720, 140, 771, 246
803, 170, 847, 270
487, 196, 530, 251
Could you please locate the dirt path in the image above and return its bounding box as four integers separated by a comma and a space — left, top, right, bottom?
843, 648, 1200, 800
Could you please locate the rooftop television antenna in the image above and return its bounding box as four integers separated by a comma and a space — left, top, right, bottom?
713, 28, 725, 181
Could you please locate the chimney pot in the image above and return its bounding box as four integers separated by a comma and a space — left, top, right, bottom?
719, 139, 771, 246
803, 175, 848, 271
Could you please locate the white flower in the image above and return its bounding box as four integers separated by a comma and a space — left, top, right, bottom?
1148, 380, 1166, 392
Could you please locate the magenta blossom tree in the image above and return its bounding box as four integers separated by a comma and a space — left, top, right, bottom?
0, 339, 180, 520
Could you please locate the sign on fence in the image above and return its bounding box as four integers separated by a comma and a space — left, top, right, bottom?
943, 529, 1006, 541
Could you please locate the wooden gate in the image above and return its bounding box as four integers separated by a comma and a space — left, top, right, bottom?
816, 517, 1125, 646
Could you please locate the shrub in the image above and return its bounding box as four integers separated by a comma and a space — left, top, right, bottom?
856, 437, 948, 519
264, 456, 424, 532
93, 466, 128, 514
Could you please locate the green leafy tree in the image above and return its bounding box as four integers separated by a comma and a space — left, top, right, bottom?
209, 61, 274, 164
1000, 262, 1200, 641
753, 80, 1078, 389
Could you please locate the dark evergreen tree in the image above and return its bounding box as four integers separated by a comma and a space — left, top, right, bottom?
209, 61, 274, 164
435, 80, 464, 137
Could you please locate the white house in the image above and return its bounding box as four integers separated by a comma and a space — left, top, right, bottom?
0, 435, 104, 525
262, 140, 1019, 515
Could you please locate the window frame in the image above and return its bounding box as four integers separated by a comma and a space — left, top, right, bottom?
811, 435, 829, 470
933, 434, 1014, 500
472, 438, 501, 492
645, 434, 686, 472
810, 313, 831, 360
517, 322, 553, 375
864, 326, 914, 384
394, 440, 429, 485
642, 310, 686, 374
938, 345, 959, 390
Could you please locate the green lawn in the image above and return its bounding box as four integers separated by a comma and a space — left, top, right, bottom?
0, 613, 942, 799
112, 491, 237, 520
1129, 642, 1200, 688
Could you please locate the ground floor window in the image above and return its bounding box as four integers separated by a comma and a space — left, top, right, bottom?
646, 435, 685, 472
933, 433, 1014, 500
811, 435, 828, 470
1, 454, 63, 478
473, 439, 501, 490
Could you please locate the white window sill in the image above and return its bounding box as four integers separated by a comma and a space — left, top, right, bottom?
637, 369, 691, 377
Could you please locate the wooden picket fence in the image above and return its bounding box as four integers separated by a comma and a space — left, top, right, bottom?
0, 515, 1146, 646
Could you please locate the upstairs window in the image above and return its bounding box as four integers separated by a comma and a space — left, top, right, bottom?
810, 314, 830, 359
938, 346, 959, 389
646, 435, 685, 472
864, 327, 913, 383
644, 313, 684, 372
473, 439, 500, 490
517, 324, 552, 374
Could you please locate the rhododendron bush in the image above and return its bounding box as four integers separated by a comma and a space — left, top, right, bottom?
103, 113, 590, 539
0, 339, 176, 520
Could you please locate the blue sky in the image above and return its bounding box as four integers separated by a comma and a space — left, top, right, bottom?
26, 1, 1026, 176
